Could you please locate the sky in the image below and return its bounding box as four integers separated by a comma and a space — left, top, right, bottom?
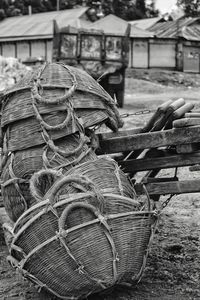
155, 0, 177, 14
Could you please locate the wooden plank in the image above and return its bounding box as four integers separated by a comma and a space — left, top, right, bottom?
98, 126, 200, 154
97, 127, 142, 140
141, 177, 177, 183
119, 151, 200, 172
135, 179, 200, 195
176, 143, 200, 154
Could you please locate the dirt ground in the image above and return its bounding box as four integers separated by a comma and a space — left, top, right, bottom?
1, 69, 200, 300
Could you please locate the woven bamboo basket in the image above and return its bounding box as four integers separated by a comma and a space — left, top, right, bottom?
29, 156, 136, 203
2, 63, 123, 133
2, 90, 115, 130
8, 182, 157, 300
1, 133, 97, 222
2, 109, 82, 152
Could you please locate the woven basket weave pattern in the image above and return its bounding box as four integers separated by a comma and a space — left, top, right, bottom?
1, 63, 156, 299
10, 195, 155, 299
63, 157, 135, 198
2, 63, 123, 135
1, 134, 98, 222
2, 89, 107, 127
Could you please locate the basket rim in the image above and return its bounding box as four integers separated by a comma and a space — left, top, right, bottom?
13, 191, 146, 234
3, 83, 114, 104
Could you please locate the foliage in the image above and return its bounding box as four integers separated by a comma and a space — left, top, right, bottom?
0, 0, 159, 20
146, 0, 159, 18
177, 0, 200, 17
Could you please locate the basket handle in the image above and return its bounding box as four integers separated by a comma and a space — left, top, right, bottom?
30, 169, 62, 202
32, 100, 72, 131
31, 69, 77, 105
30, 172, 104, 208
46, 175, 104, 207
58, 201, 118, 282
43, 131, 88, 158
59, 202, 106, 230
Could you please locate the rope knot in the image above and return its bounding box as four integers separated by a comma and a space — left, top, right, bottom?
77, 264, 85, 275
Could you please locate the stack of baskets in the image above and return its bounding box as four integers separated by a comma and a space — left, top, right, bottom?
1, 62, 123, 221
1, 63, 157, 299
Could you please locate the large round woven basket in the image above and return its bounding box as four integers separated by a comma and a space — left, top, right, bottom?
29, 156, 136, 203
64, 156, 135, 197
2, 63, 123, 134
2, 110, 80, 152
1, 133, 97, 222
8, 186, 157, 300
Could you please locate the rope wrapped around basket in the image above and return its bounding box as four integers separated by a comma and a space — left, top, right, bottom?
31, 64, 78, 105
63, 156, 136, 199
30, 170, 105, 212
8, 184, 157, 300
1, 133, 98, 222
0, 62, 159, 300
28, 156, 136, 207
1, 63, 124, 135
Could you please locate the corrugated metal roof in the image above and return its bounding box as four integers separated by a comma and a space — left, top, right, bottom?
86, 14, 128, 35
130, 25, 154, 38
180, 25, 200, 40
0, 7, 90, 41
128, 17, 163, 30
148, 17, 200, 39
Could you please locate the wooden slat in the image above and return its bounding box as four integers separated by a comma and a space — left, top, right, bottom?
141, 177, 177, 183
119, 151, 200, 173
176, 143, 200, 154
97, 126, 200, 154
135, 179, 200, 195
97, 127, 142, 140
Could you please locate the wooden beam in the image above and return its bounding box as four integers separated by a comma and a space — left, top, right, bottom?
176, 143, 200, 154
98, 126, 200, 154
119, 151, 200, 172
135, 179, 200, 195
97, 127, 142, 140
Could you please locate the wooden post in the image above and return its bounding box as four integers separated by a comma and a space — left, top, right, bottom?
147, 38, 150, 69
57, 0, 60, 11
28, 5, 32, 15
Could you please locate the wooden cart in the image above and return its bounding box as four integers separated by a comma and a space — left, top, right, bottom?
96, 99, 200, 201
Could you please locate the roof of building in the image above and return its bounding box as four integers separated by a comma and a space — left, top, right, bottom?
128, 17, 163, 30
148, 17, 200, 39
0, 7, 90, 41
130, 25, 154, 38
86, 14, 129, 35
180, 25, 200, 40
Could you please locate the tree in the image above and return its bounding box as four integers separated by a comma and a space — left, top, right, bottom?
135, 0, 146, 17
110, 0, 148, 20
177, 0, 200, 17
0, 0, 159, 19
146, 0, 159, 18
0, 8, 6, 19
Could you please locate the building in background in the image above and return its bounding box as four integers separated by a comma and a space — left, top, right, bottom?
0, 7, 90, 63
1, 6, 200, 74
148, 17, 200, 73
